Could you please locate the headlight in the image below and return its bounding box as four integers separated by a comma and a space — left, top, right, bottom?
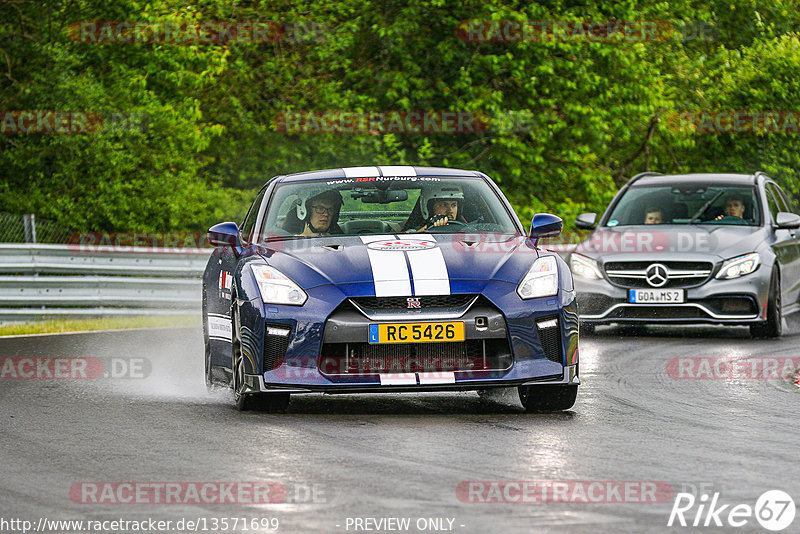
251, 265, 308, 305
569, 253, 603, 280
517, 256, 559, 299
715, 252, 760, 280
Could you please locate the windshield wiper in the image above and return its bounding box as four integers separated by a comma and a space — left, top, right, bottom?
689, 191, 724, 224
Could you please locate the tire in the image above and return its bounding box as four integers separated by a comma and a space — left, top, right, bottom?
202, 286, 214, 391
204, 339, 214, 391
750, 267, 782, 338
230, 304, 250, 411
518, 384, 577, 412
230, 299, 291, 413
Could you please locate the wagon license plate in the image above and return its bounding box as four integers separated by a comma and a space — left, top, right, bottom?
628, 289, 685, 303
368, 322, 465, 344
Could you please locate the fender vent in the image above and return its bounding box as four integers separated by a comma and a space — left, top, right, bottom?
263, 324, 291, 371
536, 316, 563, 364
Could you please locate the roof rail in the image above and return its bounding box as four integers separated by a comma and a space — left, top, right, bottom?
753, 171, 769, 182
628, 171, 662, 185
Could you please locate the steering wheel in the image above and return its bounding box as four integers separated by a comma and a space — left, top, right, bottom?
714, 215, 746, 224
425, 218, 468, 232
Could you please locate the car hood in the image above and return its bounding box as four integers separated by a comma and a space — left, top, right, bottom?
253, 234, 540, 294
574, 225, 770, 263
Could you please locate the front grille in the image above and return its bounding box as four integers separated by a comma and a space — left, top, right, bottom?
604, 260, 713, 288
263, 324, 291, 371
605, 261, 712, 270
351, 294, 476, 311
610, 306, 704, 319
536, 316, 563, 364
319, 339, 512, 375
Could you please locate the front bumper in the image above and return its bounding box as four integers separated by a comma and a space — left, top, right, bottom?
240, 364, 579, 395
233, 281, 580, 392
575, 271, 768, 325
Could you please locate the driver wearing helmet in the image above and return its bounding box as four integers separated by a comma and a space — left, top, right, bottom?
295, 189, 344, 236
404, 184, 466, 232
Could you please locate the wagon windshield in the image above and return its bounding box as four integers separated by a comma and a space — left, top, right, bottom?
260, 176, 520, 238
604, 183, 761, 227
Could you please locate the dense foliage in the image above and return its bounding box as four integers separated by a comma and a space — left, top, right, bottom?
2, 0, 800, 234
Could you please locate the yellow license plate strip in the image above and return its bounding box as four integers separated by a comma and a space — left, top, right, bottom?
368, 322, 465, 344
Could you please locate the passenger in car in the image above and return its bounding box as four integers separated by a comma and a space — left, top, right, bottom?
298, 189, 343, 236
643, 206, 664, 224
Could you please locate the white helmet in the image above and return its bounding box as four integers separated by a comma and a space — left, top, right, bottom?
419, 184, 464, 219
294, 187, 343, 221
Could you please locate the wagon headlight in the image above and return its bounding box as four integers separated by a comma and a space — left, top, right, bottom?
251, 265, 308, 305
517, 256, 559, 299
569, 253, 603, 280
715, 252, 760, 280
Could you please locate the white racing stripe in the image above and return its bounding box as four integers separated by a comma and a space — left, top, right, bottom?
418, 372, 456, 385
378, 165, 416, 176
343, 166, 380, 178
379, 373, 417, 386
406, 234, 450, 295
361, 235, 412, 297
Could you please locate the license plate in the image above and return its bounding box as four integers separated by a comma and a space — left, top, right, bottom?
368, 322, 465, 344
628, 289, 685, 303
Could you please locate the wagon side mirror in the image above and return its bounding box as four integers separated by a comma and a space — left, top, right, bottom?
775, 212, 800, 230
575, 213, 597, 230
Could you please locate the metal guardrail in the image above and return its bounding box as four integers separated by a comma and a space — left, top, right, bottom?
0, 244, 211, 321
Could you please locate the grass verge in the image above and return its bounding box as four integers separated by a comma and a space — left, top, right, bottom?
0, 315, 199, 336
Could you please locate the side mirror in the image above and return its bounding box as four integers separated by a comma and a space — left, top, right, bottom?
776, 212, 800, 229
208, 222, 242, 248
529, 213, 563, 239
575, 212, 597, 230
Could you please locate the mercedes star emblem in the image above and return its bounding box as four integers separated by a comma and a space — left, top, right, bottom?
645, 263, 669, 287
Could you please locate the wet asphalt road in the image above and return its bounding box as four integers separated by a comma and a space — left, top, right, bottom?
0, 325, 798, 534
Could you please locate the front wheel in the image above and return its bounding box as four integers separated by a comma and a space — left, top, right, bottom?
750, 267, 782, 338
518, 384, 577, 412
230, 304, 249, 410
231, 305, 291, 413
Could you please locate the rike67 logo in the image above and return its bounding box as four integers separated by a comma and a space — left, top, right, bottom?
668, 490, 795, 531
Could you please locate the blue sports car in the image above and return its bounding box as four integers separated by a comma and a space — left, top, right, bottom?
202, 166, 579, 412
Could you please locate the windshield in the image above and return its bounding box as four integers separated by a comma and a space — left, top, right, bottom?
604, 183, 761, 227
259, 176, 520, 239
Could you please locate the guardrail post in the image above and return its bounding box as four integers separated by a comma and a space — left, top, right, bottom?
23, 214, 37, 244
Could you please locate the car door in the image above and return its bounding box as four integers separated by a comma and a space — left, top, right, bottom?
767, 182, 800, 308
